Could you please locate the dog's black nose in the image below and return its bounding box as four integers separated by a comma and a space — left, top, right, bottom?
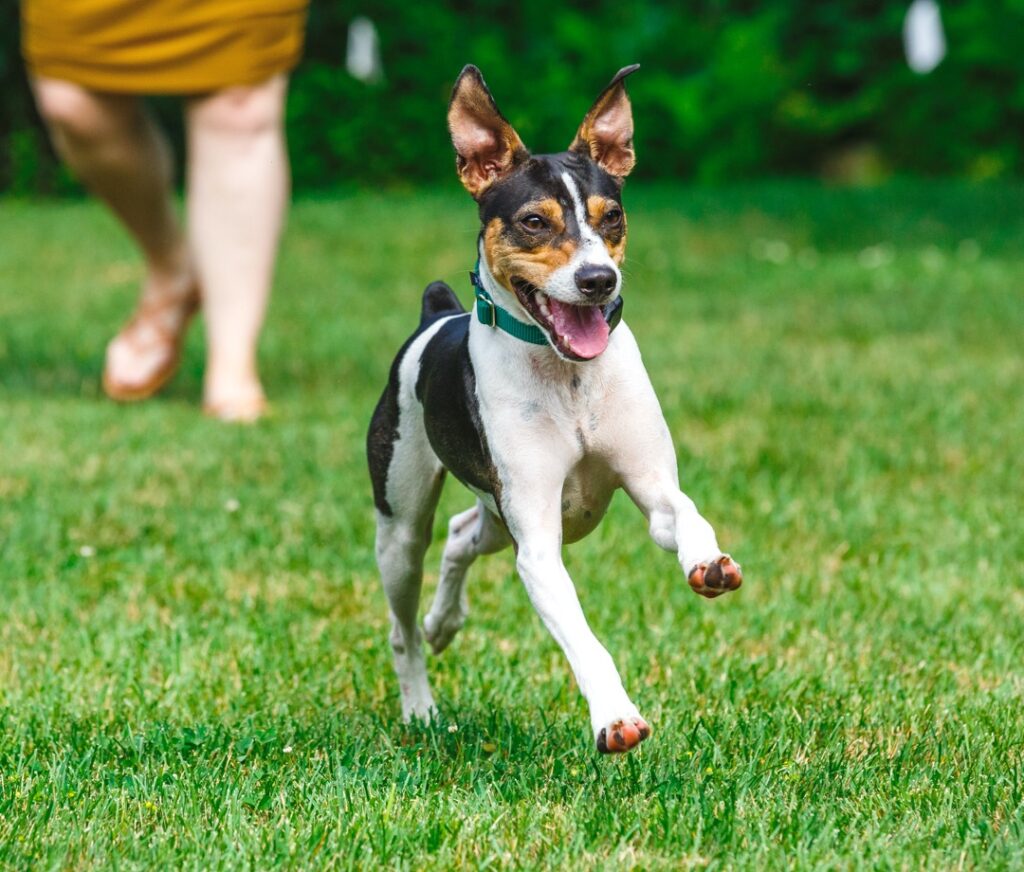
574, 265, 617, 297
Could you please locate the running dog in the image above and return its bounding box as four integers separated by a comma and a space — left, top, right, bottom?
367, 65, 742, 754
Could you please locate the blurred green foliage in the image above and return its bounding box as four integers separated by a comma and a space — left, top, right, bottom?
2, 0, 1023, 193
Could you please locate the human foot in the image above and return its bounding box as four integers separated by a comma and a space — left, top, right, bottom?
202, 372, 267, 423
103, 265, 199, 402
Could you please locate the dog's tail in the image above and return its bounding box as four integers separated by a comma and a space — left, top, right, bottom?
419, 281, 465, 325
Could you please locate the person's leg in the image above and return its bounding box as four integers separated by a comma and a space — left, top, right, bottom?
31, 76, 197, 398
185, 74, 290, 421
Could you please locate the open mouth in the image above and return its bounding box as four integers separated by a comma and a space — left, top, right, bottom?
511, 278, 610, 360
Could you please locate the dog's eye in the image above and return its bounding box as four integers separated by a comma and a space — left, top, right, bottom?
520, 214, 547, 232
603, 208, 623, 227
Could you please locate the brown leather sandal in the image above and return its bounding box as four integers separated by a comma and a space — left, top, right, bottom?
102, 283, 200, 402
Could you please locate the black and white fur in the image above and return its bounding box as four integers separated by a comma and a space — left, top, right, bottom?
367, 65, 742, 754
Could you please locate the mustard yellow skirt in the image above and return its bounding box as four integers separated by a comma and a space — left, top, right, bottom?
22, 0, 309, 94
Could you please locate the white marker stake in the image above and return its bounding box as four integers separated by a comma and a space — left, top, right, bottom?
346, 17, 383, 84
903, 0, 946, 75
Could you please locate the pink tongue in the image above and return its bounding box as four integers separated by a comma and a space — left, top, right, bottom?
548, 299, 610, 359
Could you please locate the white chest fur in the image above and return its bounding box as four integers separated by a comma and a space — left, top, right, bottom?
468, 316, 658, 541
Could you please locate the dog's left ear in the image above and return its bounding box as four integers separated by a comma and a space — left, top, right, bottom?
570, 64, 640, 180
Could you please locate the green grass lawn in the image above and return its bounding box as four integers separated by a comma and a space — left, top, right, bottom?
1, 181, 1023, 869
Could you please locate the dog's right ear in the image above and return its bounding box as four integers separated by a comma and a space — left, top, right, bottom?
447, 65, 528, 199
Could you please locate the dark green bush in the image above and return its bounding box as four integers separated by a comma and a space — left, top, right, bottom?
2, 0, 1023, 193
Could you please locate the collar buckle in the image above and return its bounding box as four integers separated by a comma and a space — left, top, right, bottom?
470, 267, 497, 328
476, 289, 497, 328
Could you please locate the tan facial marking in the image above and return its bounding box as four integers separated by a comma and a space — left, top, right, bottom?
518, 198, 566, 234
586, 195, 614, 223
483, 216, 577, 292
607, 238, 626, 264
587, 195, 627, 264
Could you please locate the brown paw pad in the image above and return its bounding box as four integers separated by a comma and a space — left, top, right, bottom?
596, 717, 651, 754
688, 554, 743, 599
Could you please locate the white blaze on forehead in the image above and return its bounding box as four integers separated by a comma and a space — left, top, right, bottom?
560, 172, 605, 250
541, 170, 619, 301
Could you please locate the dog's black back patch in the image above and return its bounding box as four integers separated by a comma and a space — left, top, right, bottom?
416, 316, 500, 503
367, 282, 466, 517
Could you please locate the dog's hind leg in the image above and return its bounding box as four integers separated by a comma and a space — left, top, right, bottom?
424, 501, 510, 654
373, 424, 446, 721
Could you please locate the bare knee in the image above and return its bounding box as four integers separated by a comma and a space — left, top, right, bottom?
33, 79, 94, 135
189, 76, 286, 137
32, 78, 138, 144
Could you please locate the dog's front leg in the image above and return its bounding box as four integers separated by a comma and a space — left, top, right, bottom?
648, 485, 743, 598
619, 433, 743, 598
505, 493, 650, 753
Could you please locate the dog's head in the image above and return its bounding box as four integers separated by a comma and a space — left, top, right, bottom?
448, 65, 638, 361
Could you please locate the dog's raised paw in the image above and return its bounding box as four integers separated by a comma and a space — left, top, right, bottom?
423, 610, 466, 654
688, 554, 743, 598
596, 716, 651, 754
